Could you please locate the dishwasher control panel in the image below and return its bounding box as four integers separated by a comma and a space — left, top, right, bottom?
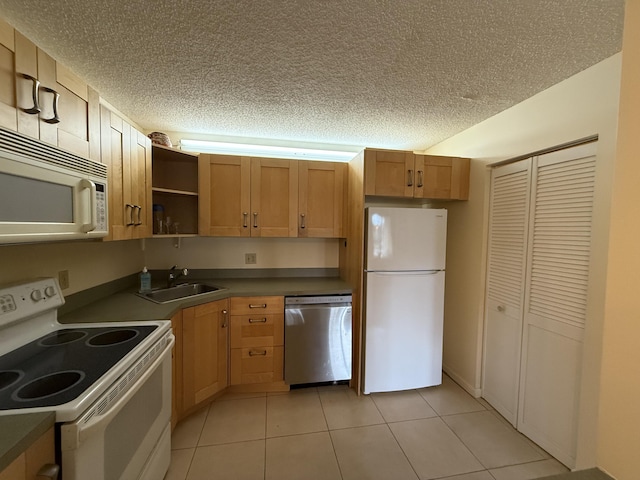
285, 295, 352, 305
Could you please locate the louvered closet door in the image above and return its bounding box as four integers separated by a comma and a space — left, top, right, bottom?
518, 142, 596, 468
482, 159, 532, 426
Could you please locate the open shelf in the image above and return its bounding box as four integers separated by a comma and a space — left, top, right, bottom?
151, 145, 199, 235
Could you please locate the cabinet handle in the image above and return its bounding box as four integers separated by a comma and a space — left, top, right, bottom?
249, 317, 267, 323
249, 349, 267, 356
300, 213, 306, 229
497, 305, 505, 312
134, 205, 142, 225
221, 309, 228, 328
243, 212, 248, 228
249, 303, 267, 309
125, 204, 135, 225
407, 169, 414, 187
40, 86, 61, 124
417, 170, 424, 188
20, 74, 41, 114
37, 463, 60, 480
253, 212, 258, 228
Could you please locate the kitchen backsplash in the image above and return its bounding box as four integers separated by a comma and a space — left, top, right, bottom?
143, 237, 340, 270
0, 237, 340, 295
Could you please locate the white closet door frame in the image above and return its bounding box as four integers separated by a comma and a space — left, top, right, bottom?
518, 142, 596, 468
482, 158, 532, 426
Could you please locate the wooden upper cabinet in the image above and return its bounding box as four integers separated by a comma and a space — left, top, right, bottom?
415, 155, 470, 200
364, 149, 415, 197
199, 155, 299, 237
100, 106, 151, 241
365, 148, 470, 200
12, 30, 98, 160
251, 158, 298, 237
0, 18, 17, 132
298, 161, 347, 238
181, 299, 229, 411
199, 154, 251, 236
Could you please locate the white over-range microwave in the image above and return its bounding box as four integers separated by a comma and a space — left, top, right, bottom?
0, 127, 108, 244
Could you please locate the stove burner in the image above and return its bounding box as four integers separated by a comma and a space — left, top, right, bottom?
0, 371, 23, 392
87, 329, 139, 347
12, 370, 85, 401
39, 330, 87, 346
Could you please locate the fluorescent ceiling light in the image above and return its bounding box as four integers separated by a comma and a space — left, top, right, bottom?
179, 139, 358, 162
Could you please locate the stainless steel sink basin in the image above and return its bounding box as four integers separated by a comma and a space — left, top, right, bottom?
137, 283, 224, 304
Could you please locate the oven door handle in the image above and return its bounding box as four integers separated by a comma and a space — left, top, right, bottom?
61, 335, 175, 448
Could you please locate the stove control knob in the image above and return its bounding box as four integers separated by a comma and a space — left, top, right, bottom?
44, 286, 56, 298
30, 289, 43, 302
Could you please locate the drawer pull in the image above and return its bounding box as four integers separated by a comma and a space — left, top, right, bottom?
221, 309, 228, 328
249, 317, 267, 323
249, 304, 267, 309
249, 349, 267, 356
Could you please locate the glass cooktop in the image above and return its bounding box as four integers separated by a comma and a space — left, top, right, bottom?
0, 325, 157, 410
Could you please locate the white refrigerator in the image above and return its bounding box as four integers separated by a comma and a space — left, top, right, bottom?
363, 207, 447, 394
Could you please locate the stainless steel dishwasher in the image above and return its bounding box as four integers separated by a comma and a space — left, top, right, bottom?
284, 295, 352, 385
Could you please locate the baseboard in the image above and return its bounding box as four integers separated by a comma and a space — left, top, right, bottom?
443, 364, 482, 397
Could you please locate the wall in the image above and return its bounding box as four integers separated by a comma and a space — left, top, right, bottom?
424, 53, 621, 469
0, 240, 143, 295
143, 237, 339, 270
597, 2, 640, 478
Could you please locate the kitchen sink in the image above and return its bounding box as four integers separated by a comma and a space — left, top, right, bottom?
137, 283, 225, 304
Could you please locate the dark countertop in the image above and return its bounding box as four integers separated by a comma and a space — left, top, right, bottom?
0, 412, 55, 472
1, 276, 352, 472
59, 276, 352, 323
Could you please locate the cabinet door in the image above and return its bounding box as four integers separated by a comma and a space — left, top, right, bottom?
182, 299, 229, 411
100, 106, 131, 241
0, 18, 17, 131
130, 129, 152, 238
364, 149, 415, 197
416, 155, 470, 200
198, 154, 251, 236
250, 158, 298, 237
298, 161, 346, 238
100, 106, 151, 240
14, 31, 39, 140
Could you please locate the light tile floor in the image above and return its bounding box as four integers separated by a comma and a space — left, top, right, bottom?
165, 375, 569, 480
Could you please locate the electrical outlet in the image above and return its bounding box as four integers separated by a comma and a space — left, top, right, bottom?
58, 270, 70, 290
245, 253, 257, 265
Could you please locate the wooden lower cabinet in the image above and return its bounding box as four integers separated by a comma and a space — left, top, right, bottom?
0, 427, 56, 480
229, 296, 287, 391
180, 299, 229, 414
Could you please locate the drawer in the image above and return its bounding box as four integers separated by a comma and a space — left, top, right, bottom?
230, 296, 284, 315
230, 314, 284, 348
230, 346, 283, 385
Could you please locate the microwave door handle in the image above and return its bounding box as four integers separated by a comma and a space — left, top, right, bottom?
80, 179, 97, 233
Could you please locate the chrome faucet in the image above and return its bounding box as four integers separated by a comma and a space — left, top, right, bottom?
168, 265, 188, 288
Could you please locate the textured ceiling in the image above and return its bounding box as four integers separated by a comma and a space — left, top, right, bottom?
0, 1, 625, 151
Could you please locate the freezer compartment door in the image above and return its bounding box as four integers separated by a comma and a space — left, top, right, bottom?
284, 304, 352, 385
366, 207, 447, 271
363, 271, 444, 394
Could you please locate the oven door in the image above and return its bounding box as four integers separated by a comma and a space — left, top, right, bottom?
60, 336, 174, 480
